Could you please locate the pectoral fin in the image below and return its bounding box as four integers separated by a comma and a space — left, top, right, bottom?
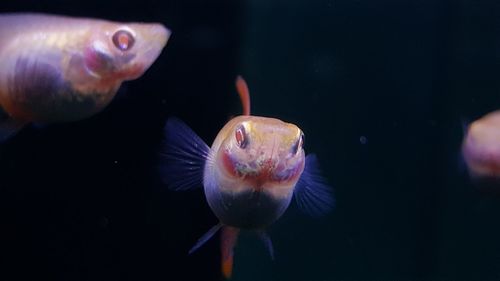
158, 117, 211, 191
294, 154, 335, 217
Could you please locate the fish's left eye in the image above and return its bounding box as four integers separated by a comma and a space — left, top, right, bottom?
112, 30, 135, 51
291, 132, 304, 155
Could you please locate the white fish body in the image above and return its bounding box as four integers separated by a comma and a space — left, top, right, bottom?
0, 13, 170, 139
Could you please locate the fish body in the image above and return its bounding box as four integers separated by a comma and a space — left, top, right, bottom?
462, 111, 500, 179
0, 13, 170, 138
160, 77, 333, 278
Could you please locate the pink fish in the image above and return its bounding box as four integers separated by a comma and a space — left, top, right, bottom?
462, 110, 500, 181
159, 77, 334, 278
0, 13, 170, 140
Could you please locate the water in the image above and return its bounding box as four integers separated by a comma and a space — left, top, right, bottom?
1, 0, 500, 280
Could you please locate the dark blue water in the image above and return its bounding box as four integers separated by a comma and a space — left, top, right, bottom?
2, 1, 500, 280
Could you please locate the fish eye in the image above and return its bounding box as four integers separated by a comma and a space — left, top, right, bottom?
291, 131, 304, 155
235, 125, 248, 149
112, 30, 135, 51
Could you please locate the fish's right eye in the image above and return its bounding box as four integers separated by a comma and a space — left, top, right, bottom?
235, 125, 248, 149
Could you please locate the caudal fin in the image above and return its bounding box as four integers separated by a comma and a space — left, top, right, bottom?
221, 226, 240, 279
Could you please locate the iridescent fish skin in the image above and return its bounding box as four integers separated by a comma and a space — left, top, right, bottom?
0, 13, 170, 137
462, 111, 500, 179
160, 77, 334, 279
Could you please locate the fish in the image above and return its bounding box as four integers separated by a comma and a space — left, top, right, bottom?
462, 110, 500, 184
159, 76, 334, 279
0, 13, 170, 140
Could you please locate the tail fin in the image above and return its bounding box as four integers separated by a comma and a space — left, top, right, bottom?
221, 226, 240, 279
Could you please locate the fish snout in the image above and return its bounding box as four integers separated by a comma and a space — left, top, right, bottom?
150, 24, 171, 48
130, 24, 170, 77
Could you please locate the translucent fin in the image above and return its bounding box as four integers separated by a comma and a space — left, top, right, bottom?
221, 226, 240, 279
158, 117, 210, 191
294, 154, 335, 217
257, 231, 275, 260
188, 223, 223, 255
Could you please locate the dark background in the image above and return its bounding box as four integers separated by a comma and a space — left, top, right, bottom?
1, 0, 500, 280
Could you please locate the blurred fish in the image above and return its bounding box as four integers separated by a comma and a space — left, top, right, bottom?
462, 111, 500, 182
0, 13, 170, 140
159, 76, 334, 279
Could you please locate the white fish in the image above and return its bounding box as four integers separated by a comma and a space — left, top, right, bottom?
159, 77, 334, 278
0, 13, 170, 140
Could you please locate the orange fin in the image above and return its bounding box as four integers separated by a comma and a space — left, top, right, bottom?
221, 226, 240, 279
235, 76, 251, 116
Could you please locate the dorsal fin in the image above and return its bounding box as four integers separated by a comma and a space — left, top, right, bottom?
235, 76, 251, 116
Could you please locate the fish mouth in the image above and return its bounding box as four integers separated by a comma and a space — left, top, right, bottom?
149, 23, 171, 48
143, 24, 171, 61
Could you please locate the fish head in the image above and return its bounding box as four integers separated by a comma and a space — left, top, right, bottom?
83, 21, 170, 81
214, 115, 306, 195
